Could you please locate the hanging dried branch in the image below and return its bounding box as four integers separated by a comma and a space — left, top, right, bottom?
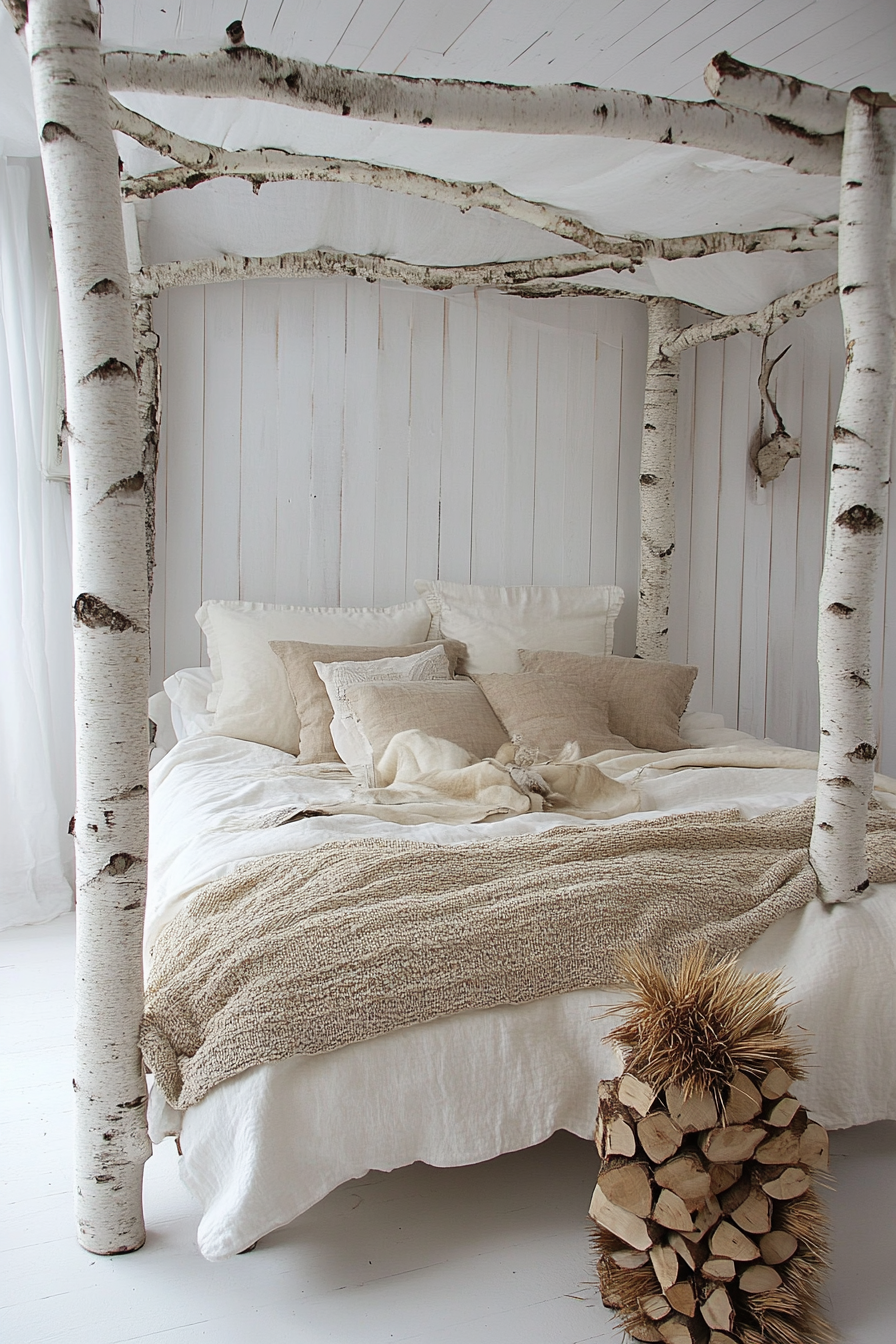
755, 341, 800, 486
661, 274, 838, 356
131, 248, 637, 297
704, 52, 849, 137
102, 45, 842, 175
112, 99, 839, 263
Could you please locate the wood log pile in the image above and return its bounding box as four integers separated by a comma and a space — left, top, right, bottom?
589, 950, 835, 1344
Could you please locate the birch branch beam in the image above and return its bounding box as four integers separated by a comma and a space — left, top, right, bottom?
661, 274, 839, 355
132, 249, 636, 296
102, 46, 842, 175
704, 53, 850, 137
810, 92, 896, 903
111, 100, 838, 263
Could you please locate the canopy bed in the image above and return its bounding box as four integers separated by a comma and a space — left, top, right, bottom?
9, 0, 895, 1263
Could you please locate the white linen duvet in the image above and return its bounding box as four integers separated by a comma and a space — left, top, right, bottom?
145, 713, 896, 1259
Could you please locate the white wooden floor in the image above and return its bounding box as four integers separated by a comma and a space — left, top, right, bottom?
3, 914, 895, 1344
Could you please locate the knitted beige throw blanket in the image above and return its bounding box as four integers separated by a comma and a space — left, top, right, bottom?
140, 801, 896, 1109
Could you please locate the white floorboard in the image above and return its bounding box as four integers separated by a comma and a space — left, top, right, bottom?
2, 913, 894, 1343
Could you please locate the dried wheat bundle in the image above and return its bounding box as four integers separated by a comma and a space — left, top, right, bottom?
589, 945, 835, 1344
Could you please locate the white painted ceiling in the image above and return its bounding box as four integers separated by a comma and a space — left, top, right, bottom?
3, 1, 895, 312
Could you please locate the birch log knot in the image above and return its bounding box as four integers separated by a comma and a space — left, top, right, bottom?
834, 504, 883, 533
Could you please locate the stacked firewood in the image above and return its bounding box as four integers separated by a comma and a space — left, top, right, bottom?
589, 949, 835, 1344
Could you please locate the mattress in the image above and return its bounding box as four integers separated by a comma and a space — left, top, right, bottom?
145, 713, 896, 1258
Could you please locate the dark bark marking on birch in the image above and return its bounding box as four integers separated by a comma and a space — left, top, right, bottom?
73, 593, 139, 633
640, 473, 659, 485
118, 1096, 146, 1110
87, 279, 123, 297
856, 879, 870, 893
100, 853, 140, 877
833, 425, 861, 442
226, 20, 245, 45
824, 776, 856, 787
847, 742, 877, 762
41, 121, 78, 143
100, 472, 145, 501
101, 784, 148, 803
834, 505, 884, 533
827, 602, 855, 616
79, 357, 136, 384
818, 821, 833, 830
849, 672, 870, 688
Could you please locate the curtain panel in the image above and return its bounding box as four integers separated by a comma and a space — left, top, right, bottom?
0, 156, 74, 929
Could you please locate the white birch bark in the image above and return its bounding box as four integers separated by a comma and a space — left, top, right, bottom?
636, 298, 681, 661
132, 248, 637, 297
810, 92, 896, 903
661, 274, 839, 356
102, 47, 841, 175
133, 296, 160, 593
28, 0, 151, 1251
704, 52, 849, 136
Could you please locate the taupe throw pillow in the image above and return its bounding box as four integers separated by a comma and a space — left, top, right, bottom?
270, 639, 465, 763
518, 649, 697, 751
474, 672, 633, 758
343, 680, 508, 766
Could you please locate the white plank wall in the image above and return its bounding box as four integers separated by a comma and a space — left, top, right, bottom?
152, 279, 896, 774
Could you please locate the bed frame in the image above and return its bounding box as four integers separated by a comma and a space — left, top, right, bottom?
9, 0, 894, 1256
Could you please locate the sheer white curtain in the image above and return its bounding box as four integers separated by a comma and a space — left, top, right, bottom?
0, 156, 74, 929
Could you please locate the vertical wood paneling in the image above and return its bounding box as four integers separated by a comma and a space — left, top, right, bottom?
274, 281, 315, 605
471, 291, 511, 585
764, 336, 805, 746
307, 281, 346, 606
531, 312, 569, 586
201, 282, 243, 606
710, 335, 752, 728
405, 291, 445, 590
438, 293, 477, 583
503, 309, 539, 585
162, 285, 205, 674
149, 292, 169, 691
685, 337, 724, 711
238, 281, 280, 601
340, 280, 381, 607
374, 285, 413, 604
155, 278, 895, 772
613, 301, 646, 658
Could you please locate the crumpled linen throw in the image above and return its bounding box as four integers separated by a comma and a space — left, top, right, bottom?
140, 800, 896, 1109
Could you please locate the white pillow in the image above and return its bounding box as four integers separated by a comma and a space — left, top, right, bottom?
414, 581, 624, 675
196, 599, 433, 755
163, 667, 216, 740
314, 645, 452, 776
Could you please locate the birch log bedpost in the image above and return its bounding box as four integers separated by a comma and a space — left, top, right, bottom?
27, 0, 152, 1250
636, 297, 681, 661
810, 89, 896, 903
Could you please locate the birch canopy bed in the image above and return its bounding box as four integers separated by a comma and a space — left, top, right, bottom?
10, 0, 895, 1261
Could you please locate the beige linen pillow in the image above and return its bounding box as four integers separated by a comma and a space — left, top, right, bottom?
196, 598, 432, 754
314, 646, 453, 772
271, 639, 465, 763
519, 650, 697, 752
342, 680, 508, 770
474, 672, 633, 758
414, 581, 624, 674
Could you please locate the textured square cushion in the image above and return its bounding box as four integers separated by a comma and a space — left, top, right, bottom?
314, 646, 453, 772
474, 672, 633, 758
414, 581, 624, 675
272, 638, 464, 763
342, 680, 508, 773
518, 649, 697, 751
196, 598, 432, 754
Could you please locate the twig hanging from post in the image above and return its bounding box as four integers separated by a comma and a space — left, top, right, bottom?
810, 89, 896, 904
26, 0, 152, 1252
636, 298, 682, 662
754, 341, 801, 486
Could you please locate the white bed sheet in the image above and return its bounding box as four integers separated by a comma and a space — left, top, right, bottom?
145, 715, 896, 1259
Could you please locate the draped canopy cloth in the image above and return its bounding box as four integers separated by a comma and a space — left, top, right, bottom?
141, 799, 896, 1110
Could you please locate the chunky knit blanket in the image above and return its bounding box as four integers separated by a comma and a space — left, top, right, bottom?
140, 800, 896, 1109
